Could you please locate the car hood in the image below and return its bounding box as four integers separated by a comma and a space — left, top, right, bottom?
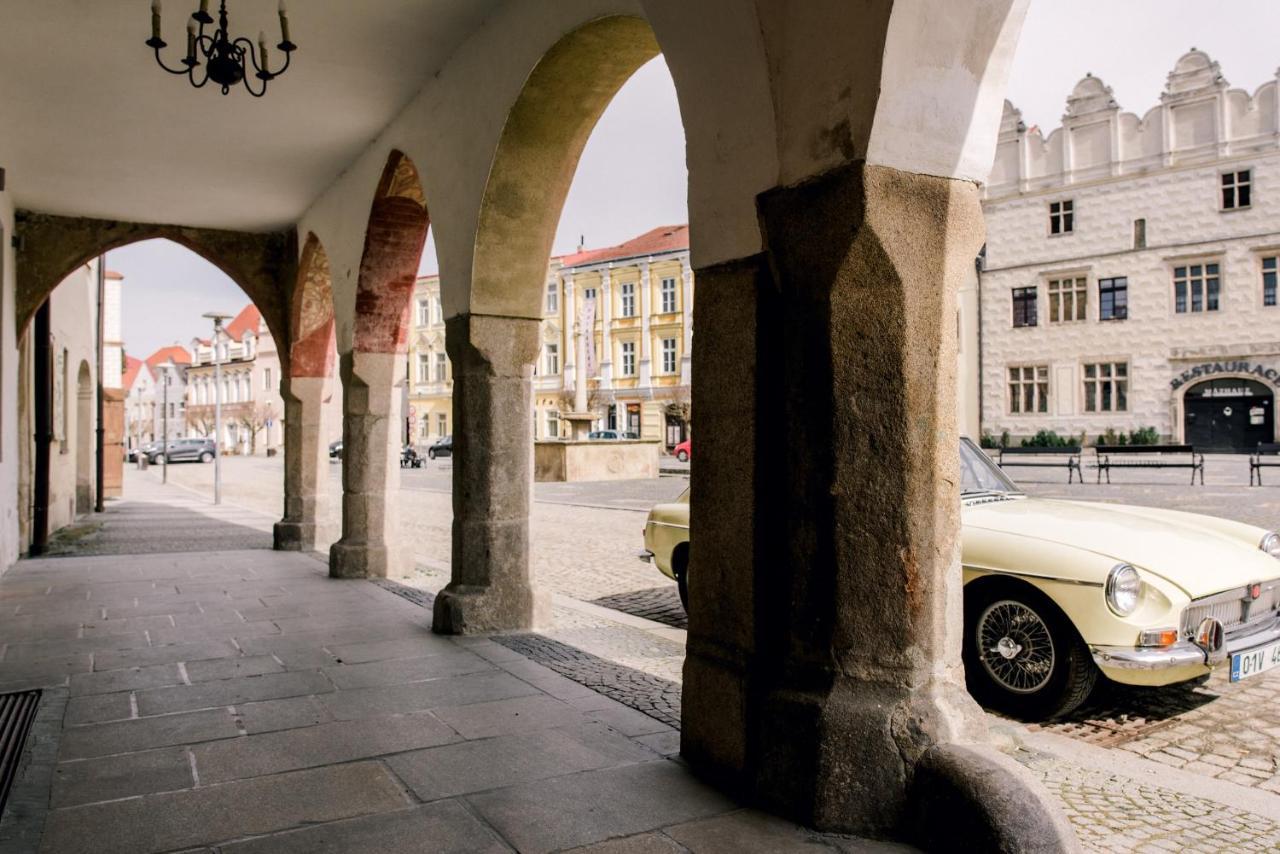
963, 496, 1280, 599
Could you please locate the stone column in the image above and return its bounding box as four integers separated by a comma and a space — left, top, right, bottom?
599, 270, 613, 388
433, 314, 550, 634
680, 260, 693, 386
274, 374, 329, 551
682, 161, 1070, 843
638, 261, 652, 388
329, 350, 402, 578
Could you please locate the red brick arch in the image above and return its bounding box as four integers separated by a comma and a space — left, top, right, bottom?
289, 233, 335, 378
353, 150, 430, 355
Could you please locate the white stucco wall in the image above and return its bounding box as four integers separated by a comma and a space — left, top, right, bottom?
44, 263, 98, 534
981, 60, 1280, 444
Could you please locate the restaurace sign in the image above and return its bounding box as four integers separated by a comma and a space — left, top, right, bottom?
1170, 360, 1280, 390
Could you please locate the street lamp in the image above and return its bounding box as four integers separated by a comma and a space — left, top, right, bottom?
160, 360, 174, 484
203, 311, 232, 504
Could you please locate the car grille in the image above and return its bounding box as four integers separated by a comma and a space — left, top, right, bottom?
1181, 581, 1280, 639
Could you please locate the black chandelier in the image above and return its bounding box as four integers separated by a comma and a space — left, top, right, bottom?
146, 0, 296, 97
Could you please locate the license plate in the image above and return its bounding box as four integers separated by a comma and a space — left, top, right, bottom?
1230, 639, 1280, 682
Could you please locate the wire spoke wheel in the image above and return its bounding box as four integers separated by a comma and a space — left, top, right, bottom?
976, 599, 1056, 695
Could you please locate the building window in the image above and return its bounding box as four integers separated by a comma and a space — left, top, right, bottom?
546, 280, 559, 314
434, 352, 447, 382
621, 282, 636, 317
1048, 277, 1087, 323
1049, 200, 1074, 235
418, 354, 430, 383
436, 413, 447, 436
1084, 362, 1128, 412
417, 299, 430, 327
419, 419, 430, 439
583, 287, 597, 303
1263, 257, 1277, 307
1098, 277, 1128, 321
660, 277, 677, 313
1222, 169, 1251, 210
1012, 287, 1038, 328
1174, 263, 1220, 313
545, 343, 559, 375
661, 338, 677, 374
1133, 218, 1146, 249
546, 410, 560, 439
263, 368, 272, 389
242, 377, 252, 401
1008, 365, 1049, 414
621, 341, 636, 376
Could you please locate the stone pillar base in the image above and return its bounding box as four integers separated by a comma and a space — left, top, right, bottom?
329, 540, 394, 579
272, 520, 315, 552
432, 583, 550, 635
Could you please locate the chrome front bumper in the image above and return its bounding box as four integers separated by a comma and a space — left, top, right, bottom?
1092, 614, 1280, 671
637, 549, 653, 563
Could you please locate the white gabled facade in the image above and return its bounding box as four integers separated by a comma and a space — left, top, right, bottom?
978, 50, 1280, 450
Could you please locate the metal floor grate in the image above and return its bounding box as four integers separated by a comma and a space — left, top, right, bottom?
0, 691, 40, 820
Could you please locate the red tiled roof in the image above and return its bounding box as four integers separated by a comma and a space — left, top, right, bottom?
560, 225, 689, 268
122, 355, 145, 391
223, 304, 261, 342
145, 345, 191, 368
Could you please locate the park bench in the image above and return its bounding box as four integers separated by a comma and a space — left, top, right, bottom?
1249, 443, 1280, 486
996, 446, 1083, 484
1095, 444, 1204, 485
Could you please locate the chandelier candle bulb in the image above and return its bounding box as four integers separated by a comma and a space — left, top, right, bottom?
151, 0, 161, 40
278, 1, 290, 45
186, 18, 196, 58
258, 31, 269, 73
199, 0, 209, 13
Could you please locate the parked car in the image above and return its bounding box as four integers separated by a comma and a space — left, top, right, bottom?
641, 437, 1280, 721
126, 441, 159, 463
148, 437, 217, 465
329, 440, 343, 460
673, 439, 691, 463
427, 435, 452, 459
589, 430, 639, 440
401, 444, 423, 468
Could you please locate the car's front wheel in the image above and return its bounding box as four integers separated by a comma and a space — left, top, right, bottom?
963, 582, 1097, 721
428, 449, 436, 460
676, 450, 689, 463
200, 451, 214, 463
153, 454, 166, 465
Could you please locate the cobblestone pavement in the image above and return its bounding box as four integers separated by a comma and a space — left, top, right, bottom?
592, 586, 688, 629
1014, 749, 1280, 852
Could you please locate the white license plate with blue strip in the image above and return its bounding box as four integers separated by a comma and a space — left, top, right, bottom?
1230, 640, 1280, 682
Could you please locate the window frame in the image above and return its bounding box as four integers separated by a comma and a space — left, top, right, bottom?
1082, 360, 1129, 413
434, 352, 448, 383
660, 337, 677, 374
660, 277, 677, 313
1048, 199, 1074, 236
546, 280, 559, 314
545, 342, 559, 375
1262, 256, 1277, 308
1007, 364, 1050, 415
1011, 286, 1038, 328
1221, 168, 1252, 211
1098, 276, 1129, 321
1172, 261, 1221, 315
1047, 276, 1088, 324
620, 282, 637, 318
620, 341, 637, 376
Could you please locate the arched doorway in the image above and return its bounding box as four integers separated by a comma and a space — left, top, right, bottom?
1183, 378, 1275, 451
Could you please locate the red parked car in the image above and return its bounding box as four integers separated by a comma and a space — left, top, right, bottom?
673, 439, 691, 463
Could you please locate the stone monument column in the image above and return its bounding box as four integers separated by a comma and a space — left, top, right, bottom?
432, 313, 550, 634
682, 162, 1071, 845
274, 373, 329, 551
328, 350, 402, 578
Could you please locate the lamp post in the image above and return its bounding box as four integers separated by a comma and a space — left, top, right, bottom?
203, 312, 231, 504
161, 362, 170, 484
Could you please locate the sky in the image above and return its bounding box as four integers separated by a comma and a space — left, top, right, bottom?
109, 1, 1280, 360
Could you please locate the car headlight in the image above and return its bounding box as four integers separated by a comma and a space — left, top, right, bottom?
1261, 532, 1280, 559
1105, 563, 1141, 617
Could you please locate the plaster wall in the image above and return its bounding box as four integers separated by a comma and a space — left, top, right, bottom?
43, 263, 98, 533
981, 151, 1280, 442
0, 186, 18, 571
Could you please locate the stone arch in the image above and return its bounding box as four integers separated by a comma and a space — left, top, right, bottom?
75, 359, 93, 515
13, 213, 295, 366
353, 150, 430, 354
290, 233, 336, 378
470, 16, 660, 319
1175, 372, 1280, 447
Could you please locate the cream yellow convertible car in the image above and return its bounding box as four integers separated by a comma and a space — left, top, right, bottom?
641, 437, 1280, 720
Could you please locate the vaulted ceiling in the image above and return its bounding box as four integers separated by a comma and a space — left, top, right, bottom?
0, 0, 501, 232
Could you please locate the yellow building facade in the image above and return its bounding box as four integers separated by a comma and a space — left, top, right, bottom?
408, 225, 694, 449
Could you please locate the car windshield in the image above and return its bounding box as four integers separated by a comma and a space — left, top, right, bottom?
959, 437, 1021, 496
